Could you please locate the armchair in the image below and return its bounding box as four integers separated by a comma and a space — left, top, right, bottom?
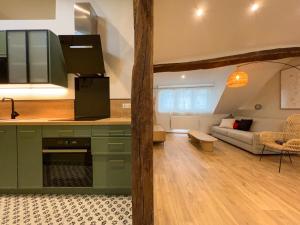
259, 114, 300, 172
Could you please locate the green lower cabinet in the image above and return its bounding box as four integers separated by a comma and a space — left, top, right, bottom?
0, 31, 6, 57
91, 137, 131, 154
0, 126, 17, 189
93, 154, 131, 190
17, 126, 42, 189
91, 136, 132, 190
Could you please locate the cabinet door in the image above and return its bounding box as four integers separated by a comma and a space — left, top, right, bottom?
0, 31, 7, 57
17, 126, 42, 189
93, 154, 131, 189
7, 31, 27, 83
0, 126, 17, 189
28, 31, 49, 83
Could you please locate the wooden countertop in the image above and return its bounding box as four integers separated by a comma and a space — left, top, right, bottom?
0, 118, 131, 126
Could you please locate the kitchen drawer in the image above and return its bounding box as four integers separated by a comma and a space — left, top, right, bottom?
92, 137, 131, 154
92, 125, 131, 137
93, 154, 131, 189
42, 126, 91, 137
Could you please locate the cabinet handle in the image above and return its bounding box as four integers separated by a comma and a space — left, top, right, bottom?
58, 130, 74, 136
43, 149, 87, 153
109, 130, 124, 136
108, 160, 125, 168
18, 130, 36, 134
58, 130, 73, 133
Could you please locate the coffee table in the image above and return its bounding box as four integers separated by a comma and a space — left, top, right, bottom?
188, 130, 217, 152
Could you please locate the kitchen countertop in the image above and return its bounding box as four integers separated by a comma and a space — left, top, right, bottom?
0, 117, 131, 126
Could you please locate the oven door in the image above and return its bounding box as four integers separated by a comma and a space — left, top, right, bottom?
43, 148, 93, 187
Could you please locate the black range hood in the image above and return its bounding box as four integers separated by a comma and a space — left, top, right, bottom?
58, 35, 105, 75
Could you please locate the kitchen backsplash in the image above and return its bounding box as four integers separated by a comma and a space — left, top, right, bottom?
0, 99, 131, 119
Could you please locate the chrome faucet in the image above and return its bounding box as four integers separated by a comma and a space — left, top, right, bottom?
1, 97, 20, 119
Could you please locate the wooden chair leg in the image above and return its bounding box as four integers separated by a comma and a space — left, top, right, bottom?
288, 151, 292, 164
279, 151, 284, 173
260, 145, 266, 161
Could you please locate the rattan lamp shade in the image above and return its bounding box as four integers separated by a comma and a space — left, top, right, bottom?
227, 70, 248, 88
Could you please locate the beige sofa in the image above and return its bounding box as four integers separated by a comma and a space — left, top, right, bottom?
211, 117, 285, 154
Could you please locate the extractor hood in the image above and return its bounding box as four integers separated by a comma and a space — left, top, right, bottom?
74, 3, 98, 35
59, 35, 106, 75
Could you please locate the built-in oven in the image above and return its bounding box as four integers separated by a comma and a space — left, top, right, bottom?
42, 138, 93, 187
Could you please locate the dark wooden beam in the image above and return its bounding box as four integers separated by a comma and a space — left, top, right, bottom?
131, 0, 153, 225
153, 47, 300, 73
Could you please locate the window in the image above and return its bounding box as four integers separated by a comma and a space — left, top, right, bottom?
157, 86, 212, 114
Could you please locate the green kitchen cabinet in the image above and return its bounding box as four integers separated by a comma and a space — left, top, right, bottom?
0, 126, 17, 189
92, 136, 131, 190
42, 125, 91, 137
0, 31, 6, 57
92, 137, 131, 154
17, 126, 42, 189
4, 30, 67, 86
93, 154, 131, 190
92, 125, 131, 137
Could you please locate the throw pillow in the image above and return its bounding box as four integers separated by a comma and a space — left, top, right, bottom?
238, 119, 253, 131
219, 119, 236, 129
233, 120, 240, 129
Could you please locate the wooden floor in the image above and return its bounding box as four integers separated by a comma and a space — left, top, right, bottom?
154, 134, 300, 225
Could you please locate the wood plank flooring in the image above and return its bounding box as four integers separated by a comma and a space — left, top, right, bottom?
154, 134, 300, 225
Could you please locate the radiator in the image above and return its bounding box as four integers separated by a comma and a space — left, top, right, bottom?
170, 116, 200, 130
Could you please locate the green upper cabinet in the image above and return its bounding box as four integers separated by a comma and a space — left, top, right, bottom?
0, 31, 6, 57
7, 31, 27, 83
0, 126, 17, 189
17, 126, 43, 189
2, 30, 67, 86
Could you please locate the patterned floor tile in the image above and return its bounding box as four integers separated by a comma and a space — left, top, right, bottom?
0, 194, 132, 225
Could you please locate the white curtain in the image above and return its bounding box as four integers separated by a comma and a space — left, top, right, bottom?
157, 87, 212, 114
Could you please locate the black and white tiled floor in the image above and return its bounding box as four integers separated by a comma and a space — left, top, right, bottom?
0, 194, 132, 225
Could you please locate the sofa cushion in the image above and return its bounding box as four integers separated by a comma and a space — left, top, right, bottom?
211, 126, 229, 136
219, 119, 235, 129
238, 119, 253, 131
233, 120, 240, 129
226, 129, 253, 145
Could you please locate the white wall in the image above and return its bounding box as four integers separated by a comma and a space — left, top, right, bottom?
235, 71, 300, 119
83, 0, 134, 99
0, 0, 75, 35
214, 59, 292, 114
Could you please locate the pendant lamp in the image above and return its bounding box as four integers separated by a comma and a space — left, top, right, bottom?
226, 70, 248, 88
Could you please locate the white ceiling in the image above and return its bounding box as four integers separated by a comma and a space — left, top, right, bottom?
154, 0, 300, 64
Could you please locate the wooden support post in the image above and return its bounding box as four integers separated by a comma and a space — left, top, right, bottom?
132, 0, 154, 225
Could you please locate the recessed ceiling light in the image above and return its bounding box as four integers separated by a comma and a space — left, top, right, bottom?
195, 8, 204, 17
250, 3, 260, 12
181, 75, 186, 79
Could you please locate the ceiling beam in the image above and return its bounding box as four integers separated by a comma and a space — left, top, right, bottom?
131, 0, 154, 225
153, 47, 300, 73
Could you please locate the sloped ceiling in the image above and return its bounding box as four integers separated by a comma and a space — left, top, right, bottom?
154, 0, 300, 64
214, 59, 291, 114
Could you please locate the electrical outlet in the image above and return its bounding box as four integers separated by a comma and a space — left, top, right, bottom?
122, 103, 131, 109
